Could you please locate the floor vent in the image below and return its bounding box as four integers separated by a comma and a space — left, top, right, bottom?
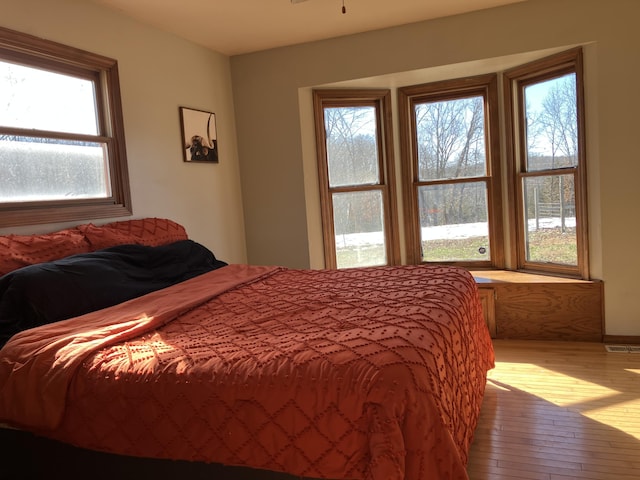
605, 344, 640, 353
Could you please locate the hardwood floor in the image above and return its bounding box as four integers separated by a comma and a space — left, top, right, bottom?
467, 340, 640, 480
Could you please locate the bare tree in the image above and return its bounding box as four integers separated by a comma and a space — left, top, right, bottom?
414, 96, 486, 225
324, 106, 380, 235
324, 106, 378, 187
526, 74, 578, 168
540, 74, 578, 163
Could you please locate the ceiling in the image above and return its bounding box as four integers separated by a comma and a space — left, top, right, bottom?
88, 0, 526, 56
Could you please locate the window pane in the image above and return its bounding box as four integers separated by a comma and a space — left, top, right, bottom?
415, 96, 486, 181
0, 60, 98, 135
418, 182, 490, 262
522, 174, 577, 265
324, 106, 379, 187
524, 73, 577, 171
333, 190, 386, 268
0, 137, 110, 202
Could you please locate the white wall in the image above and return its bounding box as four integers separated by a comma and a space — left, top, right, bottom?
0, 0, 247, 264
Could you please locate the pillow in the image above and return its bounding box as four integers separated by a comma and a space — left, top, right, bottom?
0, 229, 90, 277
0, 239, 227, 348
78, 218, 188, 251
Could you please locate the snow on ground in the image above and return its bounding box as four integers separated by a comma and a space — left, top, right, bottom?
335, 217, 576, 248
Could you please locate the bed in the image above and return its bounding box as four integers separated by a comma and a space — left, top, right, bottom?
0, 218, 494, 480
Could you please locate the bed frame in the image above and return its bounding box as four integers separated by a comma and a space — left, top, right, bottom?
2, 426, 305, 480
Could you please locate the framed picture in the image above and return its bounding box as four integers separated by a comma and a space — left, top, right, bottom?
179, 106, 218, 163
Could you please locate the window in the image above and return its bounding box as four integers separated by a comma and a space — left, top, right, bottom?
312, 49, 588, 279
313, 89, 400, 269
0, 26, 132, 227
504, 48, 588, 278
398, 74, 503, 267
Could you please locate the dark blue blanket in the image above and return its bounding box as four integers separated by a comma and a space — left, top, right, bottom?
0, 240, 227, 348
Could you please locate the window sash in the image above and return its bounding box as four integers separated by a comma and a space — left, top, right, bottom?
0, 135, 111, 204
398, 73, 503, 268
332, 188, 387, 268
520, 171, 578, 267
313, 89, 400, 269
505, 48, 588, 278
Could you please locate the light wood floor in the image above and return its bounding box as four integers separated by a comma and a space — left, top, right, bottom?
467, 340, 640, 480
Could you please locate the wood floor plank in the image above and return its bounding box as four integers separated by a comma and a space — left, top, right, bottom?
467, 340, 640, 480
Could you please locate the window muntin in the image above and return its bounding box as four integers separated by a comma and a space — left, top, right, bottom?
399, 74, 502, 268
313, 90, 400, 269
0, 26, 131, 227
506, 48, 587, 277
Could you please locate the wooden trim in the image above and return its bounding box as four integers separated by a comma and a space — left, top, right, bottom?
501, 71, 519, 269
477, 288, 497, 338
485, 74, 505, 268
574, 49, 590, 279
603, 335, 640, 344
379, 91, 401, 266
0, 25, 119, 72
397, 87, 419, 265
312, 91, 333, 269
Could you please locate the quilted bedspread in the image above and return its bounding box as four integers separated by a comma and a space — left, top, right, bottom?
0, 264, 494, 480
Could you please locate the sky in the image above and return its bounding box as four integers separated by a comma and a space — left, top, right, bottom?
0, 60, 98, 136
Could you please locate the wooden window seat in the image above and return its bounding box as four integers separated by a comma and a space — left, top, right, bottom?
469, 270, 603, 342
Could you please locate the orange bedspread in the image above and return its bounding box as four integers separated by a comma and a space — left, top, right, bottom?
0, 264, 494, 480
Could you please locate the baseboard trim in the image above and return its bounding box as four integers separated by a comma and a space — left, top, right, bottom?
603, 335, 640, 344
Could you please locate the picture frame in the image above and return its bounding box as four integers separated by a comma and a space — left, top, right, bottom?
179, 106, 218, 163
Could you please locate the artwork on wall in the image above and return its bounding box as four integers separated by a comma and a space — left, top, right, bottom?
179, 106, 218, 163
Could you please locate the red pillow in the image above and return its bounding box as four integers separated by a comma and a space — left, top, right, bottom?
78, 218, 188, 251
0, 228, 90, 276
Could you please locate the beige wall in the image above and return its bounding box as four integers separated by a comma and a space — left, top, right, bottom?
0, 0, 248, 264
231, 0, 640, 336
